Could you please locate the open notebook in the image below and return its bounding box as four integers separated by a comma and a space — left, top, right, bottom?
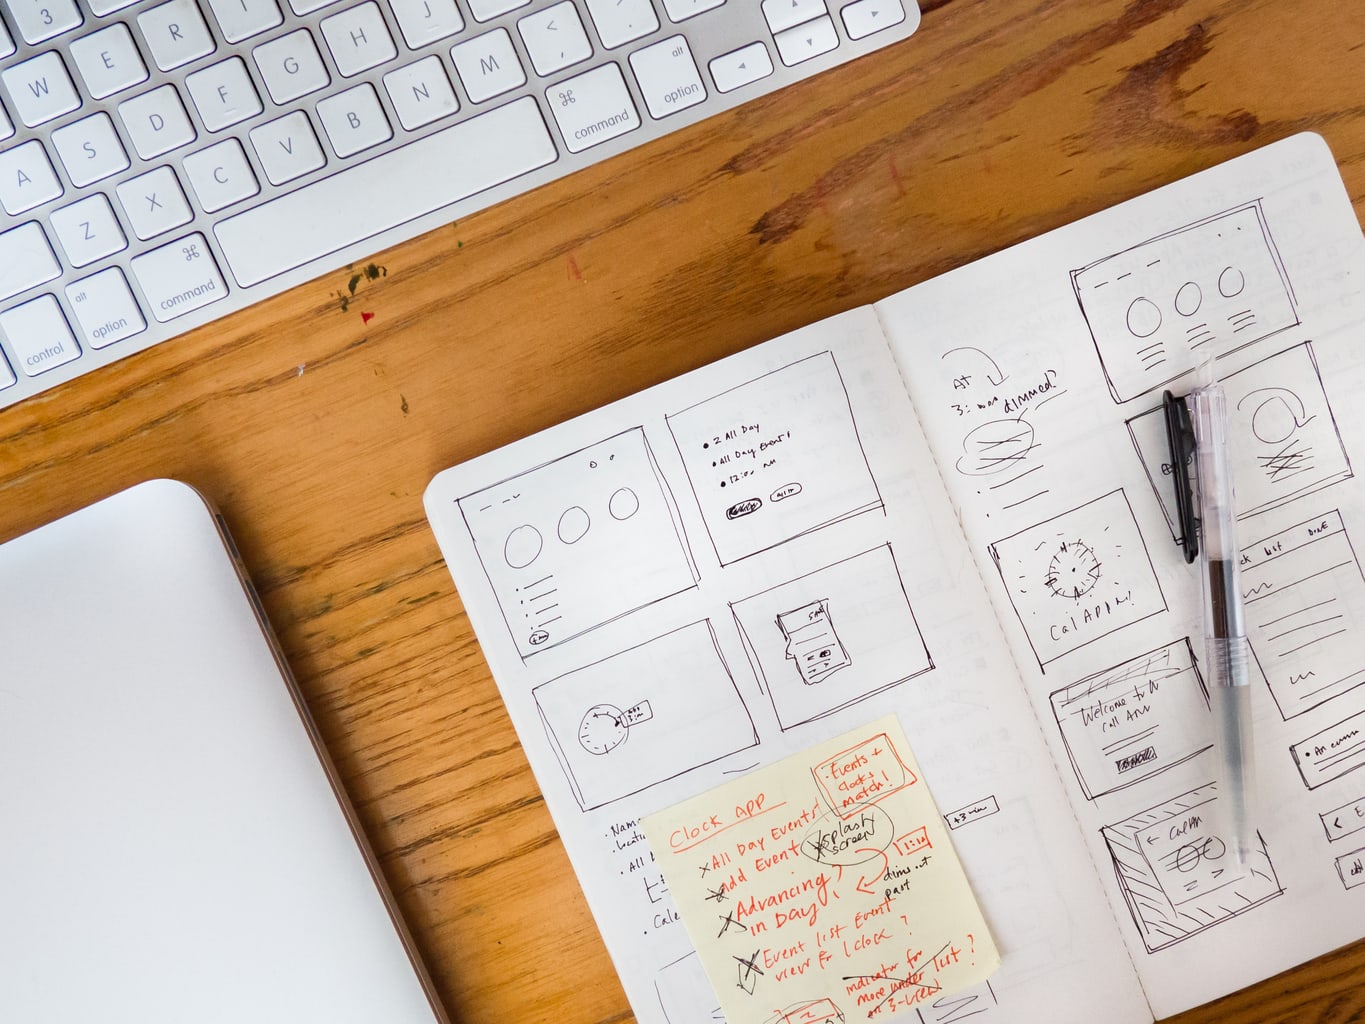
424, 132, 1365, 1023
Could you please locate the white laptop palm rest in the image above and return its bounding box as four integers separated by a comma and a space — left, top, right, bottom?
0, 479, 447, 1023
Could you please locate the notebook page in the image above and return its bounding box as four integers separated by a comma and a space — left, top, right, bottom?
875, 132, 1365, 1018
425, 308, 1149, 1024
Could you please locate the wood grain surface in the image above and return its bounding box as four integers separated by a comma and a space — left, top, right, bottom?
3, 0, 1363, 1020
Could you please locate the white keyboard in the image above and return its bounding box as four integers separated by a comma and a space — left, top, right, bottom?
0, 0, 920, 409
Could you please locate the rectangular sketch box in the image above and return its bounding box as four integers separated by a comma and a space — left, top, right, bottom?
532, 621, 757, 810
1337, 847, 1365, 891
730, 544, 932, 730
1241, 510, 1365, 719
665, 351, 883, 566
988, 489, 1166, 669
1049, 639, 1212, 800
1071, 201, 1299, 403
1321, 796, 1365, 843
457, 427, 697, 657
654, 951, 723, 1024
945, 795, 1000, 831
1101, 783, 1283, 953
1126, 342, 1351, 545
1291, 707, 1365, 790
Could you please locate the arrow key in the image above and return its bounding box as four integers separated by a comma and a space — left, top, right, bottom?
840, 0, 908, 40
709, 42, 773, 94
773, 14, 838, 66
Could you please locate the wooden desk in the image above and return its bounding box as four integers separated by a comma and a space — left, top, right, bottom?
3, 0, 1362, 1020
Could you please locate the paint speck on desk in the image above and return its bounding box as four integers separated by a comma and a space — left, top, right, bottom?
333, 261, 388, 312
361, 311, 375, 324
400, 394, 409, 415
567, 252, 583, 281
297, 363, 305, 377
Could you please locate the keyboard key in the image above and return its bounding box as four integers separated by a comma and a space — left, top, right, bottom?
249, 110, 326, 184
69, 24, 149, 99
117, 165, 194, 240
321, 2, 398, 77
253, 29, 330, 104
288, 0, 342, 13
1, 295, 80, 376
0, 16, 13, 57
120, 85, 197, 159
384, 56, 459, 131
629, 35, 705, 118
49, 193, 128, 267
3, 52, 81, 127
583, 0, 657, 49
518, 2, 592, 76
317, 82, 392, 157
7, 0, 82, 44
183, 138, 260, 211
0, 221, 60, 301
546, 63, 639, 153
131, 233, 228, 322
840, 0, 905, 39
451, 28, 525, 103
774, 14, 837, 64
139, 0, 217, 71
659, 0, 724, 23
388, 0, 463, 48
0, 141, 63, 214
467, 0, 529, 22
205, 0, 283, 42
0, 101, 12, 141
53, 113, 131, 187
89, 0, 140, 13
187, 56, 264, 131
762, 0, 825, 33
709, 42, 772, 92
66, 267, 147, 349
215, 96, 556, 287
0, 351, 13, 389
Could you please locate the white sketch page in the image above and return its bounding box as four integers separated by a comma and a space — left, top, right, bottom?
424, 309, 1150, 1024
876, 132, 1365, 1019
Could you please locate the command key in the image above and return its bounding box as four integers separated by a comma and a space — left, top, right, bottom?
131, 233, 229, 323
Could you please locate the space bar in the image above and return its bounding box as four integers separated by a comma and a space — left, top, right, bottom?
215, 97, 557, 288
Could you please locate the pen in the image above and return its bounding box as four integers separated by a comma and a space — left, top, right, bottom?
1188, 380, 1258, 867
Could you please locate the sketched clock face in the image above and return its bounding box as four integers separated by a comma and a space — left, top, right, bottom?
1043, 540, 1102, 600
578, 704, 629, 755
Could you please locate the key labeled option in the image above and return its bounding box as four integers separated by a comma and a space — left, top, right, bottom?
546, 63, 639, 153
66, 268, 147, 349
629, 36, 705, 119
131, 233, 229, 322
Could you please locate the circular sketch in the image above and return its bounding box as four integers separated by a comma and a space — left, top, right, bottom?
1218, 266, 1246, 298
558, 505, 591, 544
609, 487, 640, 521
1126, 297, 1162, 338
503, 524, 543, 569
578, 704, 629, 755
1043, 541, 1102, 601
1174, 281, 1203, 317
1250, 394, 1299, 444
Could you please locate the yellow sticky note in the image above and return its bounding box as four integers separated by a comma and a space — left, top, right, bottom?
643, 715, 999, 1023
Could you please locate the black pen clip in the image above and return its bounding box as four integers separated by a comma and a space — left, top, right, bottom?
1163, 390, 1199, 563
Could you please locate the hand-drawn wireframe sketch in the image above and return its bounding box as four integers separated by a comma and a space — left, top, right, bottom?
1071, 201, 1299, 403
1336, 847, 1365, 891
942, 343, 1067, 514
776, 600, 851, 685
1291, 707, 1365, 790
457, 427, 698, 658
1239, 510, 1365, 719
655, 950, 725, 1024
1101, 783, 1283, 953
533, 620, 757, 811
1320, 795, 1365, 843
665, 351, 883, 566
916, 979, 998, 1024
730, 545, 932, 730
1050, 639, 1215, 800
987, 490, 1167, 669
1126, 342, 1352, 545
